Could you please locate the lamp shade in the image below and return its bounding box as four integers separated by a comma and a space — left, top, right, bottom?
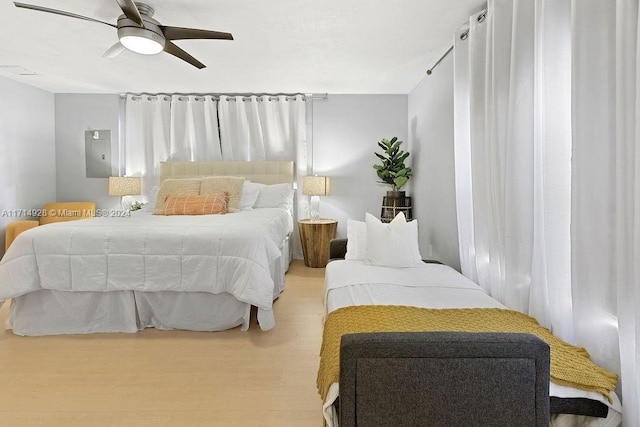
108, 176, 141, 196
303, 176, 331, 196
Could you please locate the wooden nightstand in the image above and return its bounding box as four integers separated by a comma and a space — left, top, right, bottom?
298, 218, 338, 268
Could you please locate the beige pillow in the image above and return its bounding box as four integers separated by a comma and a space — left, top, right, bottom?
200, 176, 245, 212
160, 193, 228, 216
153, 178, 202, 214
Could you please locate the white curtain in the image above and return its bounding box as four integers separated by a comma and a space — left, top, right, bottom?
125, 94, 308, 197
170, 95, 222, 161
217, 96, 307, 196
454, 0, 640, 424
124, 94, 171, 198
125, 94, 223, 199
572, 0, 640, 425
218, 95, 305, 162
454, 0, 574, 341
614, 2, 640, 423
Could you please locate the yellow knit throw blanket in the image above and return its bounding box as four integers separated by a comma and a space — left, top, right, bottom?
317, 305, 618, 403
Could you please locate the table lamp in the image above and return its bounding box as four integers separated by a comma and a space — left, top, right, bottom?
303, 175, 330, 221
108, 176, 141, 210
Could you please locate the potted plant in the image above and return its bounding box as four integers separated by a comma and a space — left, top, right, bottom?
373, 136, 412, 197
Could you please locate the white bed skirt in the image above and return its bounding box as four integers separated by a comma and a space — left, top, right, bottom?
5, 240, 291, 336
6, 290, 250, 336
8, 290, 139, 335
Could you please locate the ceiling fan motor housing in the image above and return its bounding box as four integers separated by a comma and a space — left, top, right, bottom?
117, 14, 166, 54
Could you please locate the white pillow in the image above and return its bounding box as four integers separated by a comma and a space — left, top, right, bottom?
239, 181, 262, 210
364, 212, 422, 268
254, 183, 294, 209
345, 213, 407, 260
345, 219, 366, 260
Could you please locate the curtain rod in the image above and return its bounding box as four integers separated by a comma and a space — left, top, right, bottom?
119, 92, 328, 100
425, 9, 486, 76
426, 46, 453, 75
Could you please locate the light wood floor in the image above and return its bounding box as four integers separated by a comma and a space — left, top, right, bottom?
0, 260, 327, 427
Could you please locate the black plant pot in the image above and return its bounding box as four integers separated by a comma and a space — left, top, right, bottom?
386, 190, 406, 198
381, 190, 412, 222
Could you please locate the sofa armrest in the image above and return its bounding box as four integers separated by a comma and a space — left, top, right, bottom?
329, 238, 348, 261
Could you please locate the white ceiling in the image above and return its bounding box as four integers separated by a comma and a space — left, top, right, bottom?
0, 0, 485, 94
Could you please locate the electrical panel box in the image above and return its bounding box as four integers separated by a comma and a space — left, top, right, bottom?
85, 130, 112, 178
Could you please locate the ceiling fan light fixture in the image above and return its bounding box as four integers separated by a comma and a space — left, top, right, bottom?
118, 25, 165, 55
120, 34, 163, 54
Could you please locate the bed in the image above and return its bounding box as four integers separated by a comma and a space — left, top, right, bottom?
319, 235, 623, 427
0, 161, 295, 335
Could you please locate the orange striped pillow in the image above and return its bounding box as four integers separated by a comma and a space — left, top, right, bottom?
159, 193, 228, 216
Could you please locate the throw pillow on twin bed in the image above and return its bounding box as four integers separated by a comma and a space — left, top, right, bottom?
345, 218, 367, 260
161, 193, 229, 216
345, 212, 423, 268
345, 212, 407, 261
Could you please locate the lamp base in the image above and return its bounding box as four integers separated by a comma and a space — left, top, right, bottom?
120, 195, 135, 211
309, 195, 320, 222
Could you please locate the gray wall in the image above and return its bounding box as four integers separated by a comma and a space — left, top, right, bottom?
0, 76, 56, 257
52, 93, 410, 244
49, 91, 460, 268
54, 94, 121, 210
311, 94, 409, 240
407, 54, 460, 270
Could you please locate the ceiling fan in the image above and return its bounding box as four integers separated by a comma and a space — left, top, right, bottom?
13, 0, 233, 69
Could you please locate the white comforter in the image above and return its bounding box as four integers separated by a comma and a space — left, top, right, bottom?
0, 208, 292, 324
323, 260, 623, 427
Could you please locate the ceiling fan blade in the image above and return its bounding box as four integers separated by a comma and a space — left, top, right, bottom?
160, 26, 233, 41
163, 41, 206, 69
103, 42, 126, 58
13, 2, 116, 28
115, 0, 144, 27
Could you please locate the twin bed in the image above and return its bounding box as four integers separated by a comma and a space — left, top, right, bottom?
0, 161, 295, 335
320, 238, 624, 427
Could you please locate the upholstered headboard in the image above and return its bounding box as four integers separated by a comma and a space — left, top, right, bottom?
159, 161, 294, 185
